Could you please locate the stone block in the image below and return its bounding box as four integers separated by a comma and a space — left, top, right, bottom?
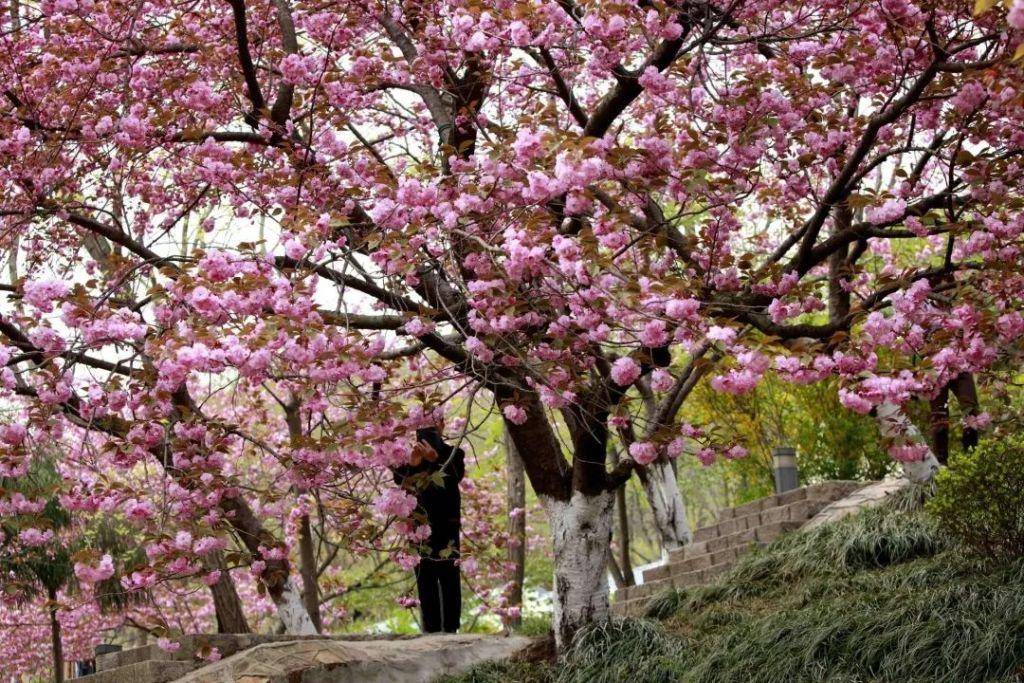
776, 487, 809, 505
717, 518, 740, 537
709, 547, 739, 566
674, 552, 713, 574
754, 521, 801, 543
759, 505, 788, 524
707, 527, 755, 554
672, 568, 703, 588
77, 660, 196, 683
667, 540, 707, 563
642, 563, 671, 583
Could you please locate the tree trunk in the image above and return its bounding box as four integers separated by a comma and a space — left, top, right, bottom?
875, 402, 941, 483
504, 429, 526, 629
614, 484, 635, 586
638, 457, 692, 553
208, 556, 250, 634
282, 399, 322, 634
928, 385, 951, 465
218, 494, 317, 634
543, 490, 615, 652
297, 513, 322, 632
48, 586, 64, 683
274, 577, 316, 634
951, 372, 980, 451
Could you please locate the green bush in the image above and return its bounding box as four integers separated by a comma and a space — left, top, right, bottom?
927, 436, 1024, 561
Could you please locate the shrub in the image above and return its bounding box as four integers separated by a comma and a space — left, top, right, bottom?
927, 436, 1024, 561
557, 619, 687, 683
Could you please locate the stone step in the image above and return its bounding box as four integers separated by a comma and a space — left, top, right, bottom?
693, 497, 832, 544
76, 659, 196, 683
613, 597, 649, 618
641, 520, 800, 585
644, 509, 821, 584
671, 559, 738, 588
666, 540, 709, 564
716, 481, 863, 523
618, 481, 871, 612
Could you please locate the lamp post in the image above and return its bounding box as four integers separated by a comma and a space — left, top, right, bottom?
772, 446, 799, 493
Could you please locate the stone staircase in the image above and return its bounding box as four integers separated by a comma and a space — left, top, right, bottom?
613, 481, 867, 617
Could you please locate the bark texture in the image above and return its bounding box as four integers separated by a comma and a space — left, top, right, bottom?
298, 513, 323, 632
544, 491, 615, 651
276, 577, 318, 635
48, 586, 64, 683
875, 401, 941, 483
208, 555, 251, 634
504, 430, 526, 628
639, 457, 692, 552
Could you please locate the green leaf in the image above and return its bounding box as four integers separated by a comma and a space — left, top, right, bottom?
974, 0, 996, 15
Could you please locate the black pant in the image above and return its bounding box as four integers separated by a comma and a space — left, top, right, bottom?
415, 557, 461, 633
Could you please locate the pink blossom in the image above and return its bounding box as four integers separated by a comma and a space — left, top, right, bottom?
650, 369, 674, 392
889, 443, 929, 463
156, 638, 181, 653
465, 337, 495, 362
610, 357, 641, 386
74, 554, 114, 584
628, 441, 659, 465
375, 488, 418, 518
865, 198, 907, 224
0, 423, 27, 446
665, 298, 700, 319
838, 389, 873, 414
723, 445, 748, 460
706, 326, 737, 343
19, 528, 54, 547
193, 536, 227, 555
640, 319, 669, 347
22, 279, 69, 312
963, 412, 991, 430
1010, 0, 1024, 29
509, 21, 532, 46
502, 404, 528, 425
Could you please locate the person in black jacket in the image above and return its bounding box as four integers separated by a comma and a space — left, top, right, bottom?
391, 426, 465, 633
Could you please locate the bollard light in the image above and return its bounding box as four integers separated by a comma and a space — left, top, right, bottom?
772, 446, 799, 493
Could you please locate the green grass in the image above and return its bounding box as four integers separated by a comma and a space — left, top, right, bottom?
440, 494, 1024, 683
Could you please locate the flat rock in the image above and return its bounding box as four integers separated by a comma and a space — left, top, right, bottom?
174, 634, 534, 683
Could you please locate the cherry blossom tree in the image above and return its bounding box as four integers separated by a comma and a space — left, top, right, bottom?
2, 0, 1024, 650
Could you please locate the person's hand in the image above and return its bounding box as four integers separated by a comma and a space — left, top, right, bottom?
411, 440, 437, 464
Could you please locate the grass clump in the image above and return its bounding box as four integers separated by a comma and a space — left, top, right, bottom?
557, 619, 688, 683
435, 660, 553, 683
666, 497, 1024, 682
444, 496, 1024, 683
438, 618, 687, 683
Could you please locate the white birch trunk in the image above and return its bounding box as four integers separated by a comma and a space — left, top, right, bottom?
641, 458, 693, 554
875, 401, 941, 483
276, 577, 318, 635
543, 491, 615, 652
